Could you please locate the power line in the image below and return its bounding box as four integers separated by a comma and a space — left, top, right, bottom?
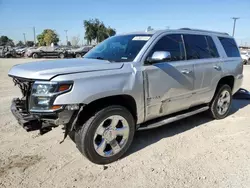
231, 17, 240, 37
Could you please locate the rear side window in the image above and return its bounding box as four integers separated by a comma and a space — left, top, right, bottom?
206, 36, 219, 58
218, 37, 240, 57
149, 34, 185, 61
183, 34, 211, 59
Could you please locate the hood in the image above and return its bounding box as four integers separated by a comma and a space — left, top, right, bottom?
8, 58, 123, 80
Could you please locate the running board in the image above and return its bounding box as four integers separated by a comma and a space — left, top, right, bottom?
138, 106, 209, 131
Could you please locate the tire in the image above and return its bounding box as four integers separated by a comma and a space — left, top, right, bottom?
59, 53, 65, 59
209, 84, 232, 119
75, 53, 82, 58
74, 105, 135, 164
247, 59, 250, 65
32, 53, 38, 58
6, 54, 11, 58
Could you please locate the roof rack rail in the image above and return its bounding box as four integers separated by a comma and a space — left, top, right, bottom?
179, 28, 229, 36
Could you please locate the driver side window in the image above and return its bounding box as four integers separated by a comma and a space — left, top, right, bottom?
149, 34, 185, 62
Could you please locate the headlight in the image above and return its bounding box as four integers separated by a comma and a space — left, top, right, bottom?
29, 81, 73, 112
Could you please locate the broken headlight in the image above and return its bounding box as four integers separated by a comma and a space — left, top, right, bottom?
29, 81, 73, 112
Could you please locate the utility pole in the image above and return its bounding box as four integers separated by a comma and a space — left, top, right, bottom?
33, 27, 36, 45
64, 30, 68, 45
23, 33, 26, 44
231, 17, 240, 37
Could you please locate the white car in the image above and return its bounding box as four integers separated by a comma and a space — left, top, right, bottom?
240, 51, 250, 64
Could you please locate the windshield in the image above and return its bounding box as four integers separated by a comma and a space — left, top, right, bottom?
84, 34, 151, 62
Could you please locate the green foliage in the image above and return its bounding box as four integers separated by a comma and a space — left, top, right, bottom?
0, 36, 14, 46
37, 29, 59, 46
84, 19, 116, 44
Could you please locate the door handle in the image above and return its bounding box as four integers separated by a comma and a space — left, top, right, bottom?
213, 65, 221, 71
181, 69, 192, 75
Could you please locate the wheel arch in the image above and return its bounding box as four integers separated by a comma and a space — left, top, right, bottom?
76, 94, 138, 129
214, 75, 235, 97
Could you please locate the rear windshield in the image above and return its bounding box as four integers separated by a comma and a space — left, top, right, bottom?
218, 37, 240, 57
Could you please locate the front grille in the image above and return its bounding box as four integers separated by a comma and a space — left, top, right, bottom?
12, 77, 34, 112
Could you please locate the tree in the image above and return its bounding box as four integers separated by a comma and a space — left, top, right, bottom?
26, 41, 34, 47
71, 35, 80, 46
37, 34, 46, 46
96, 23, 108, 43
37, 29, 59, 46
83, 19, 116, 44
0, 36, 14, 46
84, 19, 96, 44
106, 27, 116, 37
16, 41, 24, 47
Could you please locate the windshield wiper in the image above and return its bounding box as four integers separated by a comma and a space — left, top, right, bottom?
95, 57, 105, 60
85, 57, 113, 62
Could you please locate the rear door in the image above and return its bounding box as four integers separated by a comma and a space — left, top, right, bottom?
143, 34, 195, 121
183, 34, 222, 106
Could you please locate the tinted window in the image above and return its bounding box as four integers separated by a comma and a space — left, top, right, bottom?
184, 34, 211, 59
219, 37, 240, 57
206, 36, 219, 58
149, 34, 185, 61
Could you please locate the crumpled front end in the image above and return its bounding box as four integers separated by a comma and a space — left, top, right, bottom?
10, 76, 79, 136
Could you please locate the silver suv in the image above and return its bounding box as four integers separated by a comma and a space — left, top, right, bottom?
8, 28, 243, 164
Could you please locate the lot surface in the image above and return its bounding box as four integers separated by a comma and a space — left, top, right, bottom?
0, 58, 250, 188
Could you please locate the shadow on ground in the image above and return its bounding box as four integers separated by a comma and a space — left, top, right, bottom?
126, 99, 250, 157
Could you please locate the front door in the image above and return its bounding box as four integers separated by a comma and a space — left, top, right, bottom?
143, 34, 195, 121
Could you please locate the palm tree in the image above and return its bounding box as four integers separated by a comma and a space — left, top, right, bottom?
84, 19, 117, 44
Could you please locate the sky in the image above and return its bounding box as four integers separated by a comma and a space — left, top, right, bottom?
0, 0, 250, 45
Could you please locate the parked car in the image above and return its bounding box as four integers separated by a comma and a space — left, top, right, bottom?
240, 51, 250, 64
68, 45, 94, 58
0, 46, 16, 58
26, 46, 68, 58
8, 28, 243, 164
15, 47, 28, 57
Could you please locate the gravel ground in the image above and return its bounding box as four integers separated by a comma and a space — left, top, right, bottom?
0, 58, 250, 188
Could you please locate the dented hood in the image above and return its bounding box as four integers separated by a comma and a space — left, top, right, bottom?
8, 58, 123, 80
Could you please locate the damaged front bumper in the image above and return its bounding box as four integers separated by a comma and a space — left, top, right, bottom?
11, 98, 79, 135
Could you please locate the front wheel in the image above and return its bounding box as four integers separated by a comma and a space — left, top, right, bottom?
59, 53, 65, 59
75, 53, 82, 58
32, 53, 38, 58
74, 105, 135, 164
209, 84, 232, 119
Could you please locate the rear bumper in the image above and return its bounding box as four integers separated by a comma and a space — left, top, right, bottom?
11, 98, 75, 133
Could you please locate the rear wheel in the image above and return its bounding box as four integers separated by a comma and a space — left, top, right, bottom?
75, 53, 82, 58
247, 59, 250, 65
32, 53, 38, 58
209, 84, 232, 119
74, 105, 135, 164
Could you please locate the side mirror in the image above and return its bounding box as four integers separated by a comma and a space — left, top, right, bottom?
147, 51, 171, 64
